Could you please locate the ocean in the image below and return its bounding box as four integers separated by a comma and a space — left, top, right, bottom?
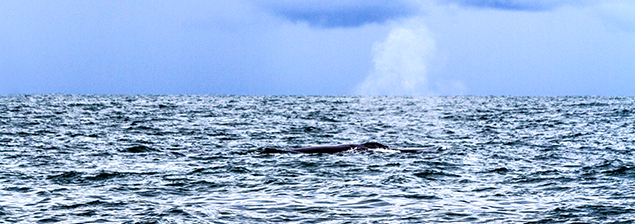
1, 95, 634, 223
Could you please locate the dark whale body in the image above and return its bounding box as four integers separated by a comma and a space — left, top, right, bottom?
262, 142, 437, 154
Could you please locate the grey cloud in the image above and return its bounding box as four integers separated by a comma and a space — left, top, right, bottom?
257, 0, 591, 29
450, 0, 547, 11
257, 0, 418, 28
440, 0, 588, 11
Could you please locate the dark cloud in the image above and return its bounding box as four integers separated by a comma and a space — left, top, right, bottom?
258, 0, 587, 28
441, 0, 583, 11
260, 1, 418, 28
453, 0, 547, 11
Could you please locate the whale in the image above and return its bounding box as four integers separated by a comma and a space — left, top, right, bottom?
261, 142, 438, 154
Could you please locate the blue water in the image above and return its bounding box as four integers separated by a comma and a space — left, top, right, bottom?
1, 95, 634, 223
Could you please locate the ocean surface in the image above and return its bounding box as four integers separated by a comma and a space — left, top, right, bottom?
1, 95, 634, 223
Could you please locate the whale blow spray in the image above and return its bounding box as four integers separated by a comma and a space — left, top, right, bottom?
356, 20, 435, 96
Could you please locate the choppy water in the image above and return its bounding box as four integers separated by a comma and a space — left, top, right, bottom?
1, 95, 635, 223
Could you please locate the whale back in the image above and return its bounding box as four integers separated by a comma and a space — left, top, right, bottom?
360, 142, 389, 149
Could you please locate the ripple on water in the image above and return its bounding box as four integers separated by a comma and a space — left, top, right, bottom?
1, 95, 635, 223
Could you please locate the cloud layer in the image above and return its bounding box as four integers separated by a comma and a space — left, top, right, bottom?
439, 0, 590, 11
2, 0, 633, 95
256, 0, 594, 29
258, 0, 418, 28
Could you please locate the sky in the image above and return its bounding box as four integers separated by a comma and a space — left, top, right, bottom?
1, 0, 634, 96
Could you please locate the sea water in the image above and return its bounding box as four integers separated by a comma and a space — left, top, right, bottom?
1, 95, 634, 223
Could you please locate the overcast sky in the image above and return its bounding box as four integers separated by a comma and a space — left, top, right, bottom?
1, 0, 634, 95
